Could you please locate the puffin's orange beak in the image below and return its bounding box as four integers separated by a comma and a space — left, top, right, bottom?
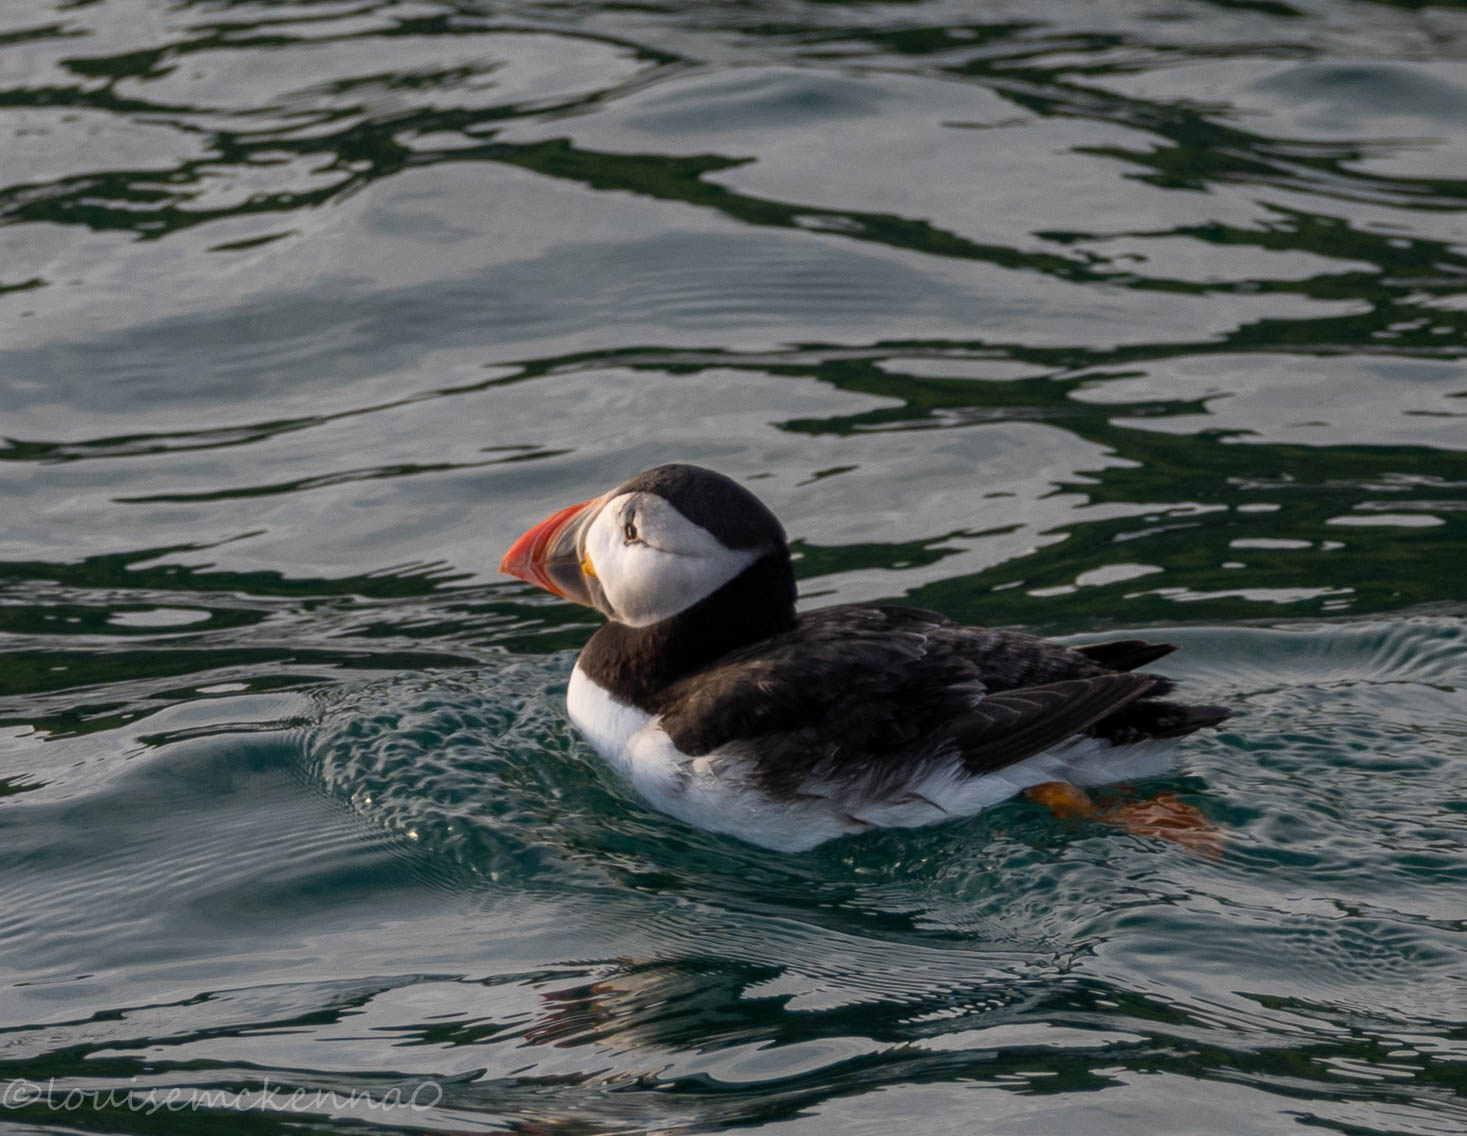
500, 497, 601, 605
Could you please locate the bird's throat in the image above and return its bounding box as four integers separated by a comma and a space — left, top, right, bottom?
576, 551, 796, 710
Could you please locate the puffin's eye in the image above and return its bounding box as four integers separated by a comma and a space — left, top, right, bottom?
623, 520, 639, 543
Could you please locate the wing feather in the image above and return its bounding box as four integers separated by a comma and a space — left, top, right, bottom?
948, 673, 1158, 774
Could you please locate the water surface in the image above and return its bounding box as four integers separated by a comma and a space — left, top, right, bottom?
2, 1, 1466, 1132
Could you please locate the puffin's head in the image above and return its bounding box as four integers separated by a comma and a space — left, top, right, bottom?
500, 464, 791, 628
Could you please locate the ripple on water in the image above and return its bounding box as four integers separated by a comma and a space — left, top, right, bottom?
309, 654, 589, 883
304, 619, 1467, 997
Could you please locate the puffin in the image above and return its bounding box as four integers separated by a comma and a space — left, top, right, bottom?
500, 463, 1229, 853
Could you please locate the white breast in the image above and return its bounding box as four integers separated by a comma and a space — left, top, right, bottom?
565, 664, 703, 816
565, 664, 859, 851
566, 664, 653, 769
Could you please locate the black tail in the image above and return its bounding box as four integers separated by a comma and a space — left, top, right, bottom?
1091, 700, 1231, 745
1075, 638, 1177, 672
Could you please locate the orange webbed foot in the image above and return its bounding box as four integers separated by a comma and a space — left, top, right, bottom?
1026, 781, 1224, 859
1025, 781, 1101, 820
1103, 791, 1224, 859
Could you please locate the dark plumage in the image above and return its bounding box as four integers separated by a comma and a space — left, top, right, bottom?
646, 604, 1227, 799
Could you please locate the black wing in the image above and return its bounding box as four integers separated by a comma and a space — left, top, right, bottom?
652, 605, 1185, 796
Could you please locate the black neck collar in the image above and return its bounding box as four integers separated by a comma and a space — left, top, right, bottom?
576, 550, 796, 710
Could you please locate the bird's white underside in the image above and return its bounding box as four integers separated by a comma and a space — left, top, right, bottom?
567, 664, 1178, 852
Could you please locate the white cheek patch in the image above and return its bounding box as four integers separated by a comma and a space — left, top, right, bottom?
613, 544, 758, 627
584, 494, 760, 627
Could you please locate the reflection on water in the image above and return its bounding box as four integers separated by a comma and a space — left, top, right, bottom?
2, 1, 1467, 1133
